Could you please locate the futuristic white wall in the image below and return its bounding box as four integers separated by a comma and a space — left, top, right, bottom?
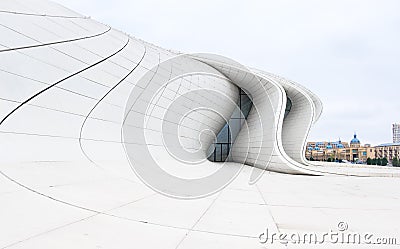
1, 0, 400, 201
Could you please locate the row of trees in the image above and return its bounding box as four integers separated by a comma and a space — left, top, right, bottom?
393, 157, 400, 167
366, 157, 400, 167
311, 156, 400, 166
366, 157, 388, 166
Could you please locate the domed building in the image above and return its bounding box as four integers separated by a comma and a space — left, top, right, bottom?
337, 139, 345, 149
350, 133, 361, 148
306, 134, 370, 162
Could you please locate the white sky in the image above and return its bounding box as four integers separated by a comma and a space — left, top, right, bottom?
57, 0, 400, 145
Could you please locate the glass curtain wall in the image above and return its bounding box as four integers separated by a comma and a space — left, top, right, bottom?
208, 88, 252, 162
208, 89, 292, 162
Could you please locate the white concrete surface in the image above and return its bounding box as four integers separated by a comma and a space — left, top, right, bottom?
1, 162, 400, 248
1, 0, 400, 248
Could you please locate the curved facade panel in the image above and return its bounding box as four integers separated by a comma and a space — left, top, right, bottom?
1, 0, 400, 204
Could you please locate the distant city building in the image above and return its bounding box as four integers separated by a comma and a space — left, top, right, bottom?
307, 129, 400, 164
393, 123, 400, 143
306, 134, 370, 162
372, 143, 400, 161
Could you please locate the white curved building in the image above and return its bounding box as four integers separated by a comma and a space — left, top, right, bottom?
1, 0, 398, 181
1, 1, 400, 248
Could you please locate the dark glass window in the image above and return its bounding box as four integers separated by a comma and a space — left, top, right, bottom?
284, 97, 292, 118
208, 88, 253, 162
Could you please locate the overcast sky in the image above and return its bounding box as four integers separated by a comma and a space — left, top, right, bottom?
57, 0, 400, 145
